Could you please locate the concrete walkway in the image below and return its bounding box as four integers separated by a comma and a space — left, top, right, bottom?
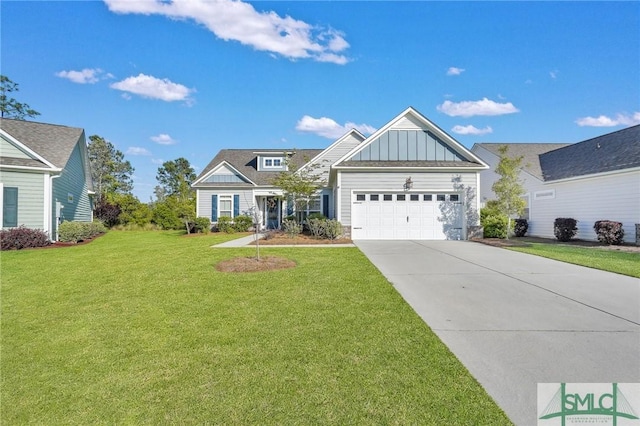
355, 240, 640, 426
212, 233, 264, 247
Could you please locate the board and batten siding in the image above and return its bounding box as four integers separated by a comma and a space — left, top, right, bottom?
529, 170, 640, 241
197, 189, 254, 220
52, 143, 92, 230
337, 171, 478, 227
0, 169, 45, 229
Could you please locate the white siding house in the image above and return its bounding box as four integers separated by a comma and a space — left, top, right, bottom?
472, 125, 640, 242
194, 107, 488, 240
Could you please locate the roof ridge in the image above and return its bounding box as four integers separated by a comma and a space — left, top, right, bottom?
0, 117, 83, 131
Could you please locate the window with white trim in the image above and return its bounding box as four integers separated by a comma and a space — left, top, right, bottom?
219, 195, 233, 218
263, 157, 283, 168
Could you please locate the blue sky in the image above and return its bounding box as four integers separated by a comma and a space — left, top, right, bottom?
2, 1, 639, 201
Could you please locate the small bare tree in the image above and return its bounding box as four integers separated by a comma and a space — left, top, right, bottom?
271, 153, 326, 223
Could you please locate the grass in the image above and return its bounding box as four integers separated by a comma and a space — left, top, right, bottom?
509, 243, 640, 278
1, 231, 510, 425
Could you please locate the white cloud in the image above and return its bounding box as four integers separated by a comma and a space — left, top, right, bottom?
55, 68, 109, 84
151, 158, 165, 165
150, 133, 177, 145
104, 0, 350, 65
110, 73, 195, 103
437, 97, 520, 117
451, 125, 493, 135
126, 147, 152, 156
575, 112, 640, 127
446, 67, 465, 76
296, 115, 376, 139
550, 69, 559, 79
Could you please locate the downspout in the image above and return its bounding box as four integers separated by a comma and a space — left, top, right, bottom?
49, 174, 61, 241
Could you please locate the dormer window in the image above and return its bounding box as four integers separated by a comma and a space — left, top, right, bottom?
263, 157, 283, 168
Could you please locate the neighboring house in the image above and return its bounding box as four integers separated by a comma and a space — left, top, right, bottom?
193, 107, 489, 240
472, 124, 640, 241
0, 118, 94, 240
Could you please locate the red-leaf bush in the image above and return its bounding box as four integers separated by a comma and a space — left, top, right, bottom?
1, 226, 51, 250
554, 218, 578, 242
593, 220, 624, 245
513, 219, 528, 237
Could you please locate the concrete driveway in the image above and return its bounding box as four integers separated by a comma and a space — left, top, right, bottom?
355, 240, 640, 426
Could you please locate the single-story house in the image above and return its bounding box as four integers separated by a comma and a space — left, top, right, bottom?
193, 107, 489, 240
0, 118, 94, 240
472, 124, 640, 242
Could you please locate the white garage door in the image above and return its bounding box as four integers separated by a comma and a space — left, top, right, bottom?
351, 192, 463, 240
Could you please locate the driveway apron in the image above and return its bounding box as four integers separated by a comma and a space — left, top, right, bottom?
355, 240, 640, 426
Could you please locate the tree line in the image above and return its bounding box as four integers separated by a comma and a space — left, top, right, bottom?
88, 135, 197, 231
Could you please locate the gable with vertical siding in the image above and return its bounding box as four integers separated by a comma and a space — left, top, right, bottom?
334, 107, 487, 169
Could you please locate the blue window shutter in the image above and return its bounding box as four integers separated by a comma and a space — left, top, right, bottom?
3, 187, 18, 227
211, 195, 218, 221
233, 194, 240, 217
322, 194, 329, 218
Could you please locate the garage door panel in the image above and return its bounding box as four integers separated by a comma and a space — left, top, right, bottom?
352, 192, 463, 240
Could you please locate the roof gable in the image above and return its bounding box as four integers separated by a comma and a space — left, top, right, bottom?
194, 148, 324, 187
334, 107, 487, 169
539, 125, 640, 181
195, 161, 255, 185
299, 129, 366, 181
474, 143, 570, 180
0, 118, 84, 169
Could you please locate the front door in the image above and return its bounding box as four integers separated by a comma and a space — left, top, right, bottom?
266, 196, 280, 229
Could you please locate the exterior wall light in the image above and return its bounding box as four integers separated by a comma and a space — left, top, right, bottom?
404, 177, 413, 191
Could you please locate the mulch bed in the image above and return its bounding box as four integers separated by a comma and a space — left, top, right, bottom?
215, 256, 297, 273
250, 231, 352, 245
474, 236, 640, 253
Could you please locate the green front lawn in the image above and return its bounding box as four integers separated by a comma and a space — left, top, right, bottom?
1, 231, 510, 425
509, 243, 640, 278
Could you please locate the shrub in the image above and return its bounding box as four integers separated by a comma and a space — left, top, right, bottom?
554, 218, 578, 242
233, 215, 253, 232
58, 221, 85, 243
306, 218, 325, 238
94, 199, 121, 228
307, 212, 326, 221
482, 215, 508, 239
480, 207, 508, 239
1, 226, 50, 250
323, 219, 343, 240
594, 220, 624, 245
58, 221, 104, 243
152, 202, 184, 230
216, 216, 235, 233
513, 219, 528, 237
282, 219, 302, 238
88, 221, 107, 237
193, 217, 211, 234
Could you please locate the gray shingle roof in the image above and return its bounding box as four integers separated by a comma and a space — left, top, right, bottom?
195, 149, 324, 186
475, 143, 570, 179
539, 125, 640, 181
0, 118, 85, 169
